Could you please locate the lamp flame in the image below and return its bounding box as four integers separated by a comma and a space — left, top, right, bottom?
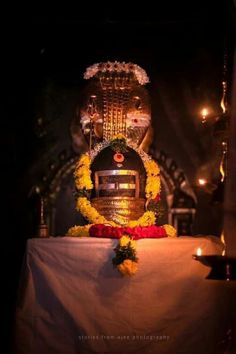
220, 97, 226, 114
201, 108, 208, 117
219, 159, 225, 182
197, 247, 202, 256
220, 81, 227, 114
198, 178, 207, 186
221, 232, 226, 256
220, 232, 225, 245
201, 108, 208, 123
219, 142, 227, 183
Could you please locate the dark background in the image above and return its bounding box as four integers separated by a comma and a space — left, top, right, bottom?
3, 2, 236, 352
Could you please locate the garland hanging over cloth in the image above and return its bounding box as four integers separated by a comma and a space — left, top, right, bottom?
67, 224, 176, 276
67, 135, 177, 276
68, 224, 176, 239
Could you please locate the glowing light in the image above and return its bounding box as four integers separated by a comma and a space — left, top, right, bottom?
220, 81, 227, 114
219, 141, 227, 183
35, 186, 41, 194
221, 232, 226, 256
219, 161, 225, 182
201, 108, 208, 117
201, 108, 209, 123
197, 247, 202, 256
221, 232, 225, 245
198, 178, 207, 186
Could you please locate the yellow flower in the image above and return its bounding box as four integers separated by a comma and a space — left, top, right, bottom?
144, 160, 160, 176
145, 176, 161, 199
129, 239, 136, 249
77, 154, 91, 167
77, 197, 109, 224
67, 224, 91, 237
128, 211, 156, 227
117, 260, 138, 276
74, 154, 93, 190
75, 175, 93, 190
144, 160, 161, 199
119, 235, 131, 247
163, 224, 177, 237
119, 235, 137, 249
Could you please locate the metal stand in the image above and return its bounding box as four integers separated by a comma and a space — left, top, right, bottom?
192, 254, 236, 281
37, 197, 49, 238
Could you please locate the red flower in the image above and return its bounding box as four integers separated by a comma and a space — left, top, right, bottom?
89, 224, 167, 240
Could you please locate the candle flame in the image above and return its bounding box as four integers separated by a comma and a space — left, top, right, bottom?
197, 247, 202, 256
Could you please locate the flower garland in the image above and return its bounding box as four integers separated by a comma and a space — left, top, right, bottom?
67, 223, 177, 239
67, 224, 176, 276
112, 235, 138, 276
76, 197, 156, 227
73, 136, 161, 227
67, 135, 177, 276
90, 224, 176, 239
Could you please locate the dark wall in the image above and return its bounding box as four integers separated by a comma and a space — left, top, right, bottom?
3, 3, 236, 353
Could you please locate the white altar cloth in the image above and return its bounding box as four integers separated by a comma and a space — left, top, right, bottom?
14, 236, 236, 354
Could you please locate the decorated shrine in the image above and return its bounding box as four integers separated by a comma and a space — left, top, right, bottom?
66, 62, 177, 275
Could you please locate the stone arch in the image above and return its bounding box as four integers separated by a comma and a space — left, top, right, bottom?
44, 148, 197, 235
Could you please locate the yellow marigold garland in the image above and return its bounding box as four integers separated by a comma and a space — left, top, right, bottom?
76, 197, 156, 227
67, 224, 91, 237
74, 138, 161, 226
113, 235, 138, 276
144, 160, 161, 200
117, 259, 138, 276
74, 155, 93, 190
76, 197, 111, 225
68, 136, 177, 275
163, 224, 177, 237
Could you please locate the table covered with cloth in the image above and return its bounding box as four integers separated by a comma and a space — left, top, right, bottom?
14, 236, 236, 354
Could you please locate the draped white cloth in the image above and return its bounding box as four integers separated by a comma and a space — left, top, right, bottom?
14, 236, 236, 354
